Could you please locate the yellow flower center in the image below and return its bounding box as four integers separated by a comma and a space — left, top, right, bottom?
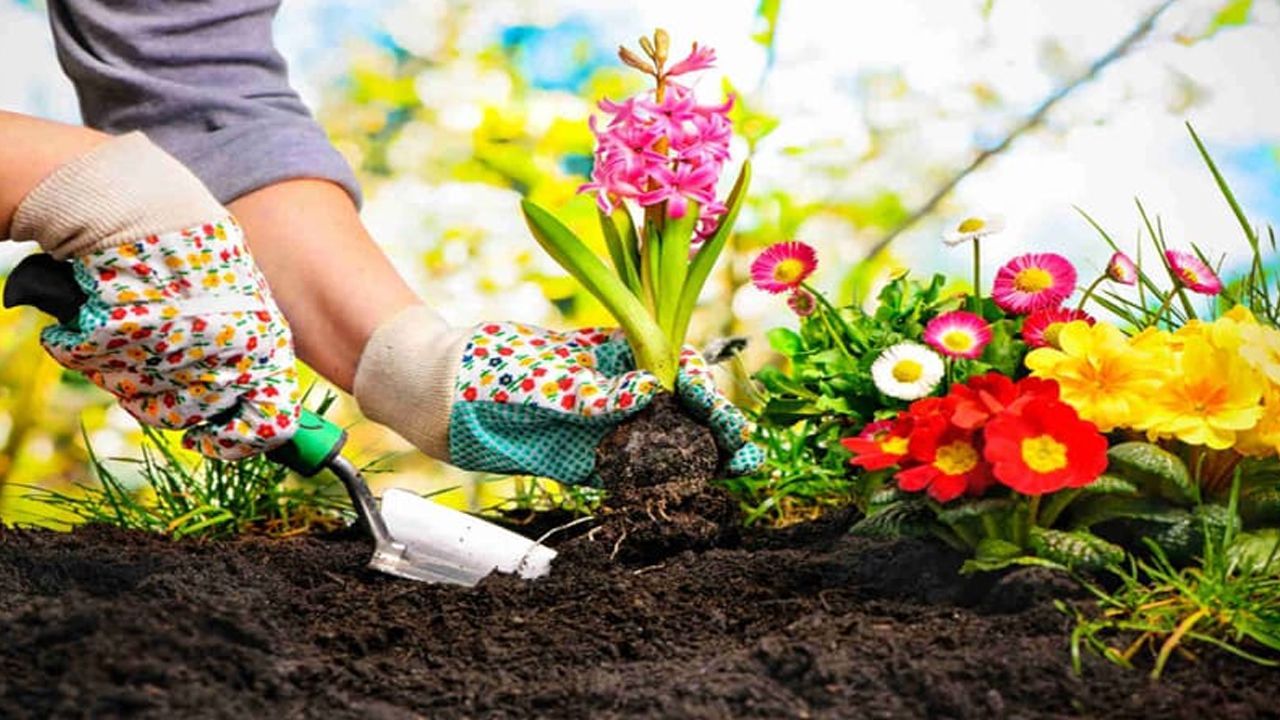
1013, 267, 1054, 293
881, 435, 909, 455
892, 359, 924, 383
934, 441, 979, 476
941, 330, 975, 353
957, 217, 986, 233
1178, 268, 1200, 285
1021, 434, 1068, 474
773, 258, 808, 284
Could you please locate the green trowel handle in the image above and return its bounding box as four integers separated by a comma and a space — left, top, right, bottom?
267, 409, 347, 477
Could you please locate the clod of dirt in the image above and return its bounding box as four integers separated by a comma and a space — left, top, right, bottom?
595, 393, 719, 491
585, 393, 740, 564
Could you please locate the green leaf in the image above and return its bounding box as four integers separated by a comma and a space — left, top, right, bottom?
1082, 474, 1141, 496
1066, 495, 1189, 530
521, 200, 675, 385
1242, 485, 1280, 526
1106, 442, 1197, 506
671, 162, 751, 346
1146, 503, 1235, 564
766, 327, 805, 359
656, 200, 699, 338
1029, 528, 1125, 572
961, 553, 1067, 575
1228, 529, 1280, 574
1203, 0, 1253, 40
936, 498, 1016, 525
849, 498, 936, 539
598, 208, 642, 296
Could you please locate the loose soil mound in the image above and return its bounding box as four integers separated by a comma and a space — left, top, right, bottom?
0, 516, 1273, 719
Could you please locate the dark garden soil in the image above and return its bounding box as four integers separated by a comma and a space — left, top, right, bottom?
1, 510, 1275, 720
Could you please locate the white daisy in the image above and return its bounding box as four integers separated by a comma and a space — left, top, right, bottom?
871, 342, 945, 401
943, 213, 1005, 246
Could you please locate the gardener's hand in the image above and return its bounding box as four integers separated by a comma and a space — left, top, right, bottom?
6, 132, 300, 460
354, 312, 763, 485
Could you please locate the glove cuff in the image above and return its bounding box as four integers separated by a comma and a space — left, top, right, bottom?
353, 304, 470, 462
11, 131, 226, 259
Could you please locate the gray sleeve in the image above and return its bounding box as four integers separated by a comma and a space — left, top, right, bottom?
46, 0, 362, 207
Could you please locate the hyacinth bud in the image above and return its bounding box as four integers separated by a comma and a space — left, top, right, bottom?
653, 28, 670, 64
638, 35, 656, 60
618, 46, 657, 75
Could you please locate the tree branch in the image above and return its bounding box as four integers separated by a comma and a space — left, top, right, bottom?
862, 0, 1178, 261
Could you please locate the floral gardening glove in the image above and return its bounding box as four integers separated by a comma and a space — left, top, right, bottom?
41, 220, 300, 459
444, 322, 763, 485
6, 133, 300, 460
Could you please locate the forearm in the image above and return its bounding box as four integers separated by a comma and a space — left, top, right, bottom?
225, 179, 420, 392
0, 111, 107, 238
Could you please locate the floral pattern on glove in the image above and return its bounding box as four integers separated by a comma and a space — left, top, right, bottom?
454, 323, 659, 418
40, 217, 301, 460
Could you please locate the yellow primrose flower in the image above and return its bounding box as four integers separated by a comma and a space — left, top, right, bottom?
1238, 387, 1280, 458
1239, 323, 1280, 386
1144, 340, 1264, 450
1025, 321, 1168, 432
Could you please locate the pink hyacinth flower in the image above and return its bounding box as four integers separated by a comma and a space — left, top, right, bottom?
638, 162, 720, 219
1165, 249, 1223, 295
750, 241, 818, 294
1106, 252, 1138, 285
991, 252, 1078, 315
666, 43, 717, 77
923, 310, 992, 359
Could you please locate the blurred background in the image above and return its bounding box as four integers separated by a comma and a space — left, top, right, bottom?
1, 0, 1278, 525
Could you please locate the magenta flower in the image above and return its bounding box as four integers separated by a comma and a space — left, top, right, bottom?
1022, 307, 1095, 349
666, 43, 717, 77
1165, 249, 1223, 295
1106, 252, 1138, 285
751, 241, 818, 294
923, 311, 992, 359
991, 253, 1078, 315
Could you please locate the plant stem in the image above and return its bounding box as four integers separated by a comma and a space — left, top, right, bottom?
1075, 273, 1107, 313
1150, 290, 1176, 329
802, 281, 865, 354
972, 237, 983, 315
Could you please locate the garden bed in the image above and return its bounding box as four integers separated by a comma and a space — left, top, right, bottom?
0, 515, 1271, 719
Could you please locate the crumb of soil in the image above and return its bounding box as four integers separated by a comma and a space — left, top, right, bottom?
0, 520, 1273, 720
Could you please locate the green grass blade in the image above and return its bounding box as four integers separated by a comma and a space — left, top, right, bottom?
1186, 122, 1259, 248
672, 161, 752, 347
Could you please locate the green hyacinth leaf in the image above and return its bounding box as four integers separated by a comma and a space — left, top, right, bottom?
1106, 442, 1196, 506
1029, 528, 1125, 572
672, 161, 751, 345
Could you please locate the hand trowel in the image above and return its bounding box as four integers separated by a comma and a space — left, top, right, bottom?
3, 252, 556, 586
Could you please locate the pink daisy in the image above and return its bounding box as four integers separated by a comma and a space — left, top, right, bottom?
751, 241, 818, 294
923, 311, 992, 359
787, 287, 817, 317
1022, 307, 1095, 349
991, 253, 1077, 315
1106, 252, 1138, 285
1165, 249, 1223, 295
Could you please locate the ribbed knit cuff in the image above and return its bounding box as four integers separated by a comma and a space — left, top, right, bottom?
352, 304, 471, 462
10, 132, 226, 259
